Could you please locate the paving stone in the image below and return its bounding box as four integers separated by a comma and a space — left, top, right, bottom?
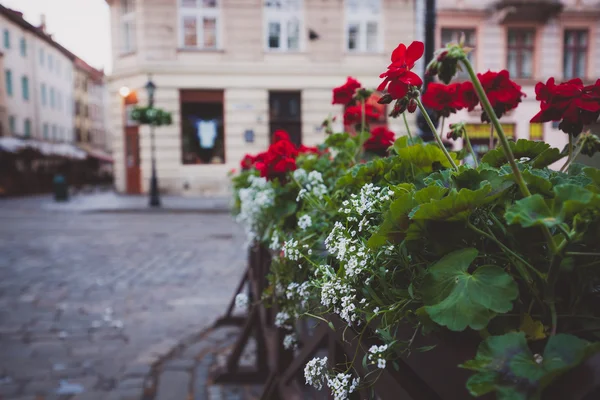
23, 380, 59, 395
0, 383, 19, 397
71, 392, 110, 400
116, 377, 145, 390
155, 371, 190, 400
207, 385, 223, 400
122, 364, 151, 378
163, 359, 196, 371
181, 342, 212, 359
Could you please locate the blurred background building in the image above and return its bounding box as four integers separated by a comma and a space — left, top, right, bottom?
438, 0, 600, 157
106, 0, 419, 195
0, 5, 113, 196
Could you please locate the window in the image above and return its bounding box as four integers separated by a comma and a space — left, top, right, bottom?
3, 29, 9, 49
441, 28, 476, 78
43, 123, 49, 139
21, 76, 29, 101
181, 90, 225, 164
57, 92, 62, 111
20, 37, 26, 57
5, 70, 12, 96
345, 0, 382, 53
48, 54, 53, 71
564, 29, 588, 80
52, 124, 57, 140
39, 48, 44, 66
530, 123, 544, 141
9, 115, 15, 134
264, 0, 303, 51
41, 83, 47, 106
75, 100, 81, 115
507, 29, 535, 79
24, 119, 31, 137
179, 0, 220, 49
50, 87, 55, 108
121, 0, 137, 53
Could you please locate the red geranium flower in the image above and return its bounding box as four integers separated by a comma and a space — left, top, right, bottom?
531, 78, 600, 136
255, 138, 298, 181
459, 81, 479, 111
378, 41, 424, 100
477, 70, 525, 121
273, 129, 291, 143
421, 83, 465, 118
344, 104, 381, 126
332, 77, 362, 105
240, 154, 255, 170
364, 126, 395, 156
299, 144, 320, 154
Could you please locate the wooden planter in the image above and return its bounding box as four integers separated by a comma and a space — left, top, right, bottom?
212, 244, 600, 400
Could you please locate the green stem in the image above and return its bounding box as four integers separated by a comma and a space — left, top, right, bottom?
566, 251, 600, 257
560, 133, 574, 172
561, 143, 583, 173
415, 98, 458, 170
461, 59, 530, 198
550, 302, 558, 336
402, 112, 413, 141
463, 132, 479, 168
489, 124, 495, 150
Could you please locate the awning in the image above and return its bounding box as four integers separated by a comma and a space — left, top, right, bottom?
0, 137, 87, 160
76, 143, 114, 163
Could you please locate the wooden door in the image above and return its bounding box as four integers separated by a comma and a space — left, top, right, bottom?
124, 126, 141, 194
269, 91, 302, 146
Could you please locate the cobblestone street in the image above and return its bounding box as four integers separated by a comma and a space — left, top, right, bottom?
0, 205, 247, 399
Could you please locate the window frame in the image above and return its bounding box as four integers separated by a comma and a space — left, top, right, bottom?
24, 118, 31, 137
263, 0, 305, 52
41, 83, 47, 106
5, 69, 12, 97
3, 29, 9, 49
506, 28, 536, 79
563, 29, 588, 80
344, 0, 383, 54
120, 0, 137, 54
9, 115, 15, 135
178, 0, 222, 50
440, 27, 477, 78
20, 37, 26, 57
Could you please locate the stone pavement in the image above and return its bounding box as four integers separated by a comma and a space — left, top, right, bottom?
0, 191, 231, 214
0, 203, 247, 399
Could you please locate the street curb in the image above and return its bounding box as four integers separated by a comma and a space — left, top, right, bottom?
84, 208, 232, 215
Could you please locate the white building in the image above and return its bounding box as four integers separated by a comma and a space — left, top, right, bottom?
106, 0, 418, 196
0, 6, 74, 142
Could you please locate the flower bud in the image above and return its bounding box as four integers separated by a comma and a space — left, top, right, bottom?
389, 98, 408, 118
407, 99, 417, 113
578, 132, 600, 157
377, 94, 394, 105
447, 122, 467, 141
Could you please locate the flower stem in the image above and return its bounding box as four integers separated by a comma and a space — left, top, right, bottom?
488, 124, 495, 150
461, 58, 531, 198
561, 140, 583, 173
463, 132, 479, 168
560, 133, 574, 172
415, 98, 458, 170
402, 112, 413, 141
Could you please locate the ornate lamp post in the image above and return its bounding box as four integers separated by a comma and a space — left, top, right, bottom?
145, 75, 160, 207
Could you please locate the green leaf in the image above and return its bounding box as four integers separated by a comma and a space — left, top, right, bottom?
411, 185, 493, 221
396, 143, 458, 171
422, 248, 518, 331
523, 169, 553, 196
367, 191, 417, 248
462, 332, 600, 400
583, 167, 600, 193
392, 135, 422, 153
481, 139, 563, 169
553, 184, 596, 220
504, 195, 559, 228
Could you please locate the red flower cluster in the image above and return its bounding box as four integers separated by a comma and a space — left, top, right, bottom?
477, 70, 525, 122
332, 77, 362, 105
531, 78, 600, 136
421, 82, 480, 118
344, 104, 381, 126
255, 138, 298, 180
272, 129, 291, 143
378, 41, 424, 100
364, 126, 395, 155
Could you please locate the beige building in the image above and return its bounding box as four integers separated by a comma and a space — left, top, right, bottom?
0, 51, 8, 135
437, 0, 600, 156
106, 0, 419, 195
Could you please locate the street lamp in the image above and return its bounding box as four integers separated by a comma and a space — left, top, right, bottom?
145, 75, 160, 207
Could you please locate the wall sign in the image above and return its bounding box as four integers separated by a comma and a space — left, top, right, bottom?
244, 129, 255, 143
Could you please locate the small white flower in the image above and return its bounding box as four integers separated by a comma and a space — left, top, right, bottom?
275, 311, 292, 329
283, 333, 298, 350
298, 215, 312, 230
377, 358, 386, 369
304, 357, 328, 390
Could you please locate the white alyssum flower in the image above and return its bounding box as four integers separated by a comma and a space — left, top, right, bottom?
326, 373, 360, 400
234, 293, 248, 309
368, 344, 388, 370
269, 230, 281, 251
320, 275, 358, 325
283, 239, 301, 261
295, 169, 328, 201
298, 214, 312, 230
274, 311, 292, 329
235, 176, 275, 241
283, 333, 298, 350
304, 356, 328, 390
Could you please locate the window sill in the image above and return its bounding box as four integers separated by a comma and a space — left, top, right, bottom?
177, 48, 224, 53
264, 50, 306, 54
512, 78, 538, 86
344, 51, 385, 56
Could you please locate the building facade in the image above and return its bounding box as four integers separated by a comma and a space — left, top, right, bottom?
0, 52, 8, 135
0, 6, 75, 142
74, 58, 111, 154
437, 0, 600, 156
106, 0, 418, 195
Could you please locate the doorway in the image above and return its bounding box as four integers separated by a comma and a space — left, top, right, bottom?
269, 91, 302, 146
